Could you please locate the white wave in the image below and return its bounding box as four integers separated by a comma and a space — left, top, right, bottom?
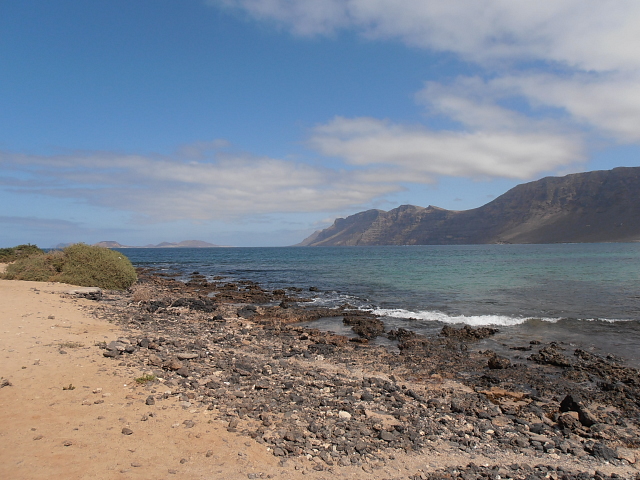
371, 308, 558, 326
578, 317, 635, 323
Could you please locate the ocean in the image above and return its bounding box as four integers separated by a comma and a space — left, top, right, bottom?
117, 243, 640, 367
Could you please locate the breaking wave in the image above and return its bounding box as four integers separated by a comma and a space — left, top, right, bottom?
371, 308, 557, 326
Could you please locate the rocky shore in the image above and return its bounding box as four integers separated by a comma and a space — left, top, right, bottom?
86, 269, 639, 479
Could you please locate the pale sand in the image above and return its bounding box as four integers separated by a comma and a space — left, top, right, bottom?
1, 277, 636, 479
0, 279, 284, 480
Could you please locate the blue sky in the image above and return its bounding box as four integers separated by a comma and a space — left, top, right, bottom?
2, 0, 640, 247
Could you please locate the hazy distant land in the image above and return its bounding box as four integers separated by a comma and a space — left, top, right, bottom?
92, 240, 223, 249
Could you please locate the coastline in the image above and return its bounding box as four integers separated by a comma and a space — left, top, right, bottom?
1, 271, 639, 479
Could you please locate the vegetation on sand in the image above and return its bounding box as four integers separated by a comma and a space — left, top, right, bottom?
135, 374, 156, 384
0, 244, 43, 263
2, 243, 137, 290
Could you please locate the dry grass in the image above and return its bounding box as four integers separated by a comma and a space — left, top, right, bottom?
131, 284, 154, 303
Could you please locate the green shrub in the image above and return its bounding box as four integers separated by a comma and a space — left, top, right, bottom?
135, 374, 157, 384
54, 244, 137, 289
0, 244, 43, 263
3, 243, 137, 290
3, 250, 64, 281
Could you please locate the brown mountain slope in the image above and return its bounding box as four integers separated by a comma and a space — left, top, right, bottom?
299, 167, 640, 246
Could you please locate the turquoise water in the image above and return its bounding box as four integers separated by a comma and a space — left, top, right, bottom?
119, 244, 640, 365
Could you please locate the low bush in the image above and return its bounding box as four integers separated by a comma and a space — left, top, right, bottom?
54, 243, 137, 290
2, 250, 64, 282
3, 243, 137, 290
0, 244, 43, 263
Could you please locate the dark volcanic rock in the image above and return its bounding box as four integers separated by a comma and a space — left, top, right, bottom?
342, 312, 385, 339
441, 325, 498, 340
530, 344, 572, 367
487, 355, 511, 369
589, 442, 618, 462
170, 297, 217, 313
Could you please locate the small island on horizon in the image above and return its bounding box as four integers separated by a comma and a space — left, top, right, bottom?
91, 240, 224, 249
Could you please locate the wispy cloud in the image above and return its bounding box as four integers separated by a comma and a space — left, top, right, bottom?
0, 148, 400, 223
0, 216, 80, 230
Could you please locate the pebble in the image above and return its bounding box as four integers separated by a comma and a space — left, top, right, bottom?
121, 428, 133, 435
176, 352, 199, 360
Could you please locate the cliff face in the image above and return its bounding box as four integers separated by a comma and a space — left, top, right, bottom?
299, 167, 640, 246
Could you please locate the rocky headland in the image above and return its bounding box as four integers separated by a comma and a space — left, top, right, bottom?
299, 167, 640, 246
81, 269, 640, 479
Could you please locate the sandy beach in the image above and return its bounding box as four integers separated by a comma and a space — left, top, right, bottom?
0, 279, 284, 480
1, 270, 639, 479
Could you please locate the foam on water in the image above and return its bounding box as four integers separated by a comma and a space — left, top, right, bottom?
371, 307, 558, 326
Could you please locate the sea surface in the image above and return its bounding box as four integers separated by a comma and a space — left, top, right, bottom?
117, 244, 640, 367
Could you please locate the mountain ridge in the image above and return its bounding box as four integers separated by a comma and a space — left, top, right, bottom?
298, 167, 640, 246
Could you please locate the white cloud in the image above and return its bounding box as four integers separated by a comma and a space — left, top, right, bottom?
211, 0, 640, 147
416, 78, 546, 133
0, 148, 400, 223
490, 73, 640, 143
210, 0, 640, 72
310, 116, 584, 181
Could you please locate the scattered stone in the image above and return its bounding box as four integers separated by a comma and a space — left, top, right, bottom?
557, 412, 581, 431
147, 354, 163, 366
67, 287, 102, 300
487, 355, 510, 369
78, 268, 640, 478
164, 358, 183, 371
176, 352, 199, 360
590, 442, 618, 462
617, 447, 637, 464
121, 428, 133, 435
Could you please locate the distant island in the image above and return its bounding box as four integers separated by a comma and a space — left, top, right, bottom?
93, 240, 223, 249
298, 167, 640, 246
